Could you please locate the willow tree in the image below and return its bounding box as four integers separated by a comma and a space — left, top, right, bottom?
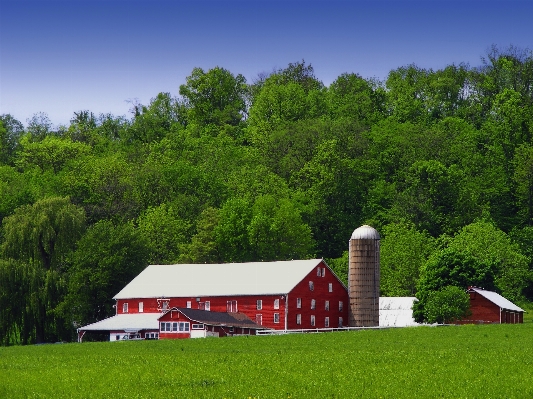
1, 196, 86, 344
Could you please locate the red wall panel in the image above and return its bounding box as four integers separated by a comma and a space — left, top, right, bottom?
287, 261, 349, 329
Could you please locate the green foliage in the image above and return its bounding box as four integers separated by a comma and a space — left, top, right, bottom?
328, 73, 385, 124
215, 195, 314, 262
380, 222, 435, 296
137, 203, 191, 264
326, 251, 348, 287
0, 197, 86, 343
179, 66, 247, 129
65, 220, 150, 327
15, 135, 92, 173
423, 285, 471, 324
0, 115, 24, 165
179, 207, 222, 264
1, 197, 86, 270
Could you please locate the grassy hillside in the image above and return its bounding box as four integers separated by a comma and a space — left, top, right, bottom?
1, 324, 532, 398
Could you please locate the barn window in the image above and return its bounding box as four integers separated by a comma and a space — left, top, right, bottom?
205, 301, 210, 311
338, 317, 343, 327
256, 314, 263, 325
160, 322, 171, 332
122, 303, 128, 313
229, 327, 234, 333
257, 300, 262, 310
227, 300, 238, 312
274, 313, 280, 323
192, 324, 204, 330
179, 322, 190, 332
317, 267, 321, 276
325, 317, 330, 327
322, 267, 326, 277
309, 281, 314, 291
325, 300, 330, 311
296, 314, 301, 325
328, 283, 333, 292
186, 301, 192, 308
172, 322, 178, 332
297, 298, 302, 308
274, 299, 279, 309
339, 301, 343, 311
311, 315, 315, 326
311, 299, 316, 310
138, 302, 143, 313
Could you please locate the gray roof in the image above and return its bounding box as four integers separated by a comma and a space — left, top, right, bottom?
114, 259, 325, 300
351, 225, 380, 240
469, 287, 525, 312
78, 313, 160, 332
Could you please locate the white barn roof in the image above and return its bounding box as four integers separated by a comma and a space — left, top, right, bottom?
469, 287, 525, 312
78, 313, 160, 332
114, 259, 325, 299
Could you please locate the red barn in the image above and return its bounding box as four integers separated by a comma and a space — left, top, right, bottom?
78, 259, 349, 341
459, 287, 525, 324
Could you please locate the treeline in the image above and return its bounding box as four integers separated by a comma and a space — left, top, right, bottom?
1, 45, 533, 343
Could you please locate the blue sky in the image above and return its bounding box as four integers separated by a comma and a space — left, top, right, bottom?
1, 0, 532, 127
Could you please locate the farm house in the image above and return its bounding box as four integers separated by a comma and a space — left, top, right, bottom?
457, 287, 525, 324
78, 258, 350, 341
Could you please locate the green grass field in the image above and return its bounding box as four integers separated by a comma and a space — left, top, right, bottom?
1, 324, 532, 398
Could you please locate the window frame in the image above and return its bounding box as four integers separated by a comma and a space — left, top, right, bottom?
274, 313, 280, 323
274, 299, 280, 310
122, 302, 128, 313
256, 299, 262, 310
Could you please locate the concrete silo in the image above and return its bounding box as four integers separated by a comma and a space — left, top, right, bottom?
348, 225, 380, 327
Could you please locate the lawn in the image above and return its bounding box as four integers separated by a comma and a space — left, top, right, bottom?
1, 323, 532, 398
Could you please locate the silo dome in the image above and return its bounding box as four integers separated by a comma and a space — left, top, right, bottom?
350, 225, 380, 240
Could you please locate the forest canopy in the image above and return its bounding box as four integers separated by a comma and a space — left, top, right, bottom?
1, 45, 533, 344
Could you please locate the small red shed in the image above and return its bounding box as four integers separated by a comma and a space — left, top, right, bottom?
158, 307, 264, 339
460, 287, 525, 324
